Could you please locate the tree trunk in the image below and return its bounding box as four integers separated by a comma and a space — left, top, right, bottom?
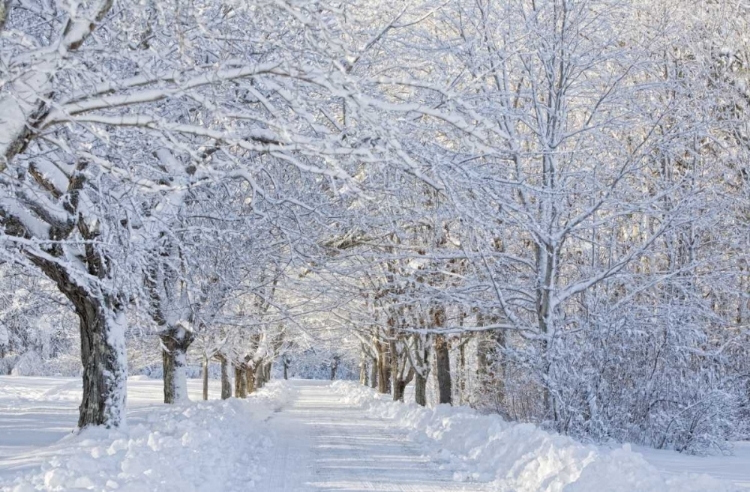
393, 379, 407, 401
202, 355, 209, 401
234, 365, 247, 398
160, 327, 194, 404
264, 362, 272, 383
536, 242, 558, 422
330, 356, 339, 380
434, 334, 452, 405
255, 363, 266, 390
476, 321, 507, 411
219, 356, 232, 400
359, 359, 368, 386
76, 296, 128, 428
458, 340, 466, 405
415, 372, 427, 406
390, 340, 414, 402
247, 364, 256, 394
32, 248, 127, 428
283, 357, 290, 380
390, 340, 399, 400
412, 334, 431, 407
370, 357, 378, 389
376, 341, 391, 394
476, 321, 492, 388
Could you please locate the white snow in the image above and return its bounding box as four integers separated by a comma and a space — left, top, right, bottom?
1, 377, 748, 491
255, 379, 489, 492
635, 443, 750, 490
329, 381, 747, 492
0, 377, 293, 492
0, 71, 49, 167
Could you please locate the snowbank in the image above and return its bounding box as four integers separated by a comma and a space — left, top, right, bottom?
247, 380, 298, 411
1, 381, 297, 492
330, 381, 739, 492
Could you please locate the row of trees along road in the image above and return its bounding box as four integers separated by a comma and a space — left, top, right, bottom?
1, 0, 749, 453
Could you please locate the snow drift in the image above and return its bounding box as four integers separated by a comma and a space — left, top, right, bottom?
1, 382, 295, 492
330, 381, 739, 492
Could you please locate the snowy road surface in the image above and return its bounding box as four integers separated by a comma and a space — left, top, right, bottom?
0, 377, 749, 491
256, 380, 488, 491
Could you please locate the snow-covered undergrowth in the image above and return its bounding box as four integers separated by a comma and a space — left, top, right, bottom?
330, 381, 739, 492
1, 381, 296, 492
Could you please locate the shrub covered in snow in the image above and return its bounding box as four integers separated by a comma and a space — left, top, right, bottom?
10, 351, 44, 377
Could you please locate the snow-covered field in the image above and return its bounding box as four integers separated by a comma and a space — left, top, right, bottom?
0, 377, 748, 491
0, 376, 290, 491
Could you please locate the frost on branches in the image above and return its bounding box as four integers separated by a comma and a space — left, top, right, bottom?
0, 0, 749, 459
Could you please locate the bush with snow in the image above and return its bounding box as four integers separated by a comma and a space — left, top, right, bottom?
10, 351, 44, 377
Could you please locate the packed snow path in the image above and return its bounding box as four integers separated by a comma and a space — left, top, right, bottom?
257, 380, 488, 492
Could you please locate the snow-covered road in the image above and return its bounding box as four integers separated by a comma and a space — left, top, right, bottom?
0, 377, 749, 491
257, 380, 487, 491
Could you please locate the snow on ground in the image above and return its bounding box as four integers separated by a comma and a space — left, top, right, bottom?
255, 379, 491, 492
1, 377, 749, 491
0, 376, 293, 492
330, 381, 747, 492
635, 443, 750, 490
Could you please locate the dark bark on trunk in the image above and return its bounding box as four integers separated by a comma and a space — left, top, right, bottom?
13, 154, 125, 428
458, 340, 466, 405
330, 356, 340, 380
283, 357, 290, 380
390, 340, 399, 399
219, 356, 232, 400
390, 340, 414, 402
160, 328, 194, 404
476, 314, 492, 384
370, 357, 378, 389
434, 334, 452, 405
415, 372, 427, 406
477, 329, 506, 408
29, 246, 127, 428
255, 363, 267, 390
360, 359, 368, 386
264, 362, 272, 383
234, 365, 247, 398
247, 364, 256, 394
392, 367, 414, 402
202, 355, 209, 401
411, 334, 431, 407
376, 341, 391, 394
393, 379, 406, 401
76, 295, 127, 428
